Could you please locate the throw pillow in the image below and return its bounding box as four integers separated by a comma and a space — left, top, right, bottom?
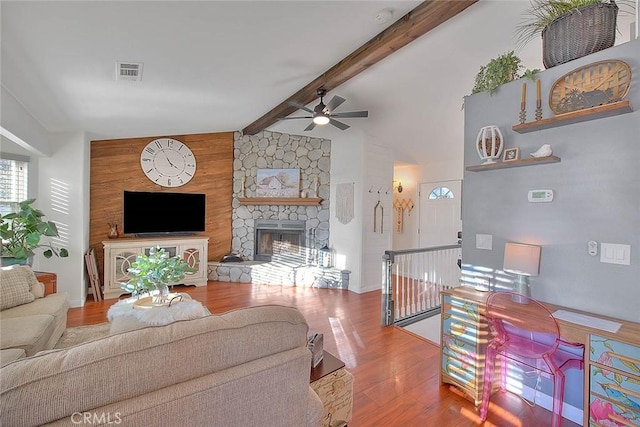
31, 281, 45, 299
0, 266, 36, 310
18, 266, 45, 298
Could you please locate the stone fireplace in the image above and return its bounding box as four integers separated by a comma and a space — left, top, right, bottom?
231, 130, 331, 261
254, 219, 306, 262
212, 131, 351, 288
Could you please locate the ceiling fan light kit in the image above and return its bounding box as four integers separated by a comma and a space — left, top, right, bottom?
313, 115, 330, 125
281, 88, 368, 131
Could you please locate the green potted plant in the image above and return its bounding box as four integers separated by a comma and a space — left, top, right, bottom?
0, 199, 69, 266
468, 51, 539, 96
120, 246, 196, 299
516, 0, 627, 68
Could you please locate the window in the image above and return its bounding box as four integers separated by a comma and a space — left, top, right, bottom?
428, 186, 454, 200
0, 156, 29, 216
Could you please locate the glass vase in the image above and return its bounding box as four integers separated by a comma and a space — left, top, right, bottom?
152, 284, 170, 305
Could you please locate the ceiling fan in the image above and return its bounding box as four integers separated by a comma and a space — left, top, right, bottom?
279, 88, 368, 131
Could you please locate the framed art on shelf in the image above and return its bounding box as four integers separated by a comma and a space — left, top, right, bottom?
503, 147, 520, 162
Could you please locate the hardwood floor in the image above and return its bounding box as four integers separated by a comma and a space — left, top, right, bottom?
68, 282, 581, 427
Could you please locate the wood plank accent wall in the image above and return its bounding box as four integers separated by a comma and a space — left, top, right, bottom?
89, 132, 234, 281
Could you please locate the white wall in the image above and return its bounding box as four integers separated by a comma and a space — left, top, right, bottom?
1, 86, 89, 307
361, 142, 394, 294
329, 131, 365, 293
34, 132, 89, 307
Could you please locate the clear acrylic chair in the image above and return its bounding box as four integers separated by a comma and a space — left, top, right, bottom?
479, 292, 584, 427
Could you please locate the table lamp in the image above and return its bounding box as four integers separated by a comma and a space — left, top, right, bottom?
503, 242, 541, 296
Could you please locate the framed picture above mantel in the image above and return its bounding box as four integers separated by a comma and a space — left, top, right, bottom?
256, 168, 300, 197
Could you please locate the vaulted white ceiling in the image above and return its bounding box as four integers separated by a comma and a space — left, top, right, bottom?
1, 1, 423, 140
2, 1, 636, 164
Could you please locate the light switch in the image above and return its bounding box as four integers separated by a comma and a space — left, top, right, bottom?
476, 234, 493, 250
600, 243, 631, 265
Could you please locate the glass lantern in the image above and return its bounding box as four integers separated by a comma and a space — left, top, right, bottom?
319, 245, 331, 268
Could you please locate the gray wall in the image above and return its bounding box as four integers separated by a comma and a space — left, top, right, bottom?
462, 39, 640, 323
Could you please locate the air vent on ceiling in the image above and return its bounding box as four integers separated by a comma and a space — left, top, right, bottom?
116, 62, 143, 82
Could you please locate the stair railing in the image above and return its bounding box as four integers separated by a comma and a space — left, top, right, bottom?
382, 244, 462, 326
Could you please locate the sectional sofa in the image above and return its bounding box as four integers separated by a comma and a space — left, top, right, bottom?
1, 304, 324, 426
0, 265, 69, 365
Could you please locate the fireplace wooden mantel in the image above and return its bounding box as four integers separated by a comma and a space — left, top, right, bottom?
238, 197, 322, 206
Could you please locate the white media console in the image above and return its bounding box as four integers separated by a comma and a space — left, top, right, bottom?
102, 236, 209, 300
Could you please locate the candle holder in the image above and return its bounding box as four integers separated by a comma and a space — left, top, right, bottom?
519, 102, 526, 124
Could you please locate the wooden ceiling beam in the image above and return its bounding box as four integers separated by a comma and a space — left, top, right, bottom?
242, 0, 478, 135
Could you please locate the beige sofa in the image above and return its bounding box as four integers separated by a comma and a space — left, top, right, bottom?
1, 305, 324, 427
0, 265, 69, 365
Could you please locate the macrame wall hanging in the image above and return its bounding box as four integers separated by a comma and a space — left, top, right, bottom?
336, 182, 354, 225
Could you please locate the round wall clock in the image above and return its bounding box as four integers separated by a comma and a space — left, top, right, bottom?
140, 138, 196, 187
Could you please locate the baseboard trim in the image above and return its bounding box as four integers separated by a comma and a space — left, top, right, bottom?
68, 297, 86, 308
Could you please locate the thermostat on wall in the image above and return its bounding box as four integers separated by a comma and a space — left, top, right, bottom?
528, 189, 554, 203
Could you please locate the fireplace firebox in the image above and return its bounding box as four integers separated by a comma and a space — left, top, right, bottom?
254, 219, 306, 262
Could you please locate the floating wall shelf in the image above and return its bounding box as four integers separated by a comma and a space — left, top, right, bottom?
466, 156, 561, 172
238, 197, 322, 206
512, 101, 633, 133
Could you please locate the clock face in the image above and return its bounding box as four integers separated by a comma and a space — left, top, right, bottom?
140, 138, 196, 187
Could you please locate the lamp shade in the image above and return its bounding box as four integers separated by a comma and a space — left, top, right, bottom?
503, 243, 541, 277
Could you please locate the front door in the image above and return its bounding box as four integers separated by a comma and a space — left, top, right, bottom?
419, 180, 462, 247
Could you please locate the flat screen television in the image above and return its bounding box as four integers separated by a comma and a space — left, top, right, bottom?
123, 191, 206, 235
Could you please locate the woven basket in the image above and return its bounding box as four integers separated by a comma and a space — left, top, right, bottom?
542, 1, 618, 69
549, 60, 631, 114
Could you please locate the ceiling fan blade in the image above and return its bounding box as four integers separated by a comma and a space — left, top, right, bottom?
331, 110, 369, 118
278, 116, 313, 120
329, 118, 350, 131
286, 101, 314, 114
304, 122, 316, 131
325, 95, 346, 113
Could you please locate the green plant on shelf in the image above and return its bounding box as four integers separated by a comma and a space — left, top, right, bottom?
469, 51, 539, 96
